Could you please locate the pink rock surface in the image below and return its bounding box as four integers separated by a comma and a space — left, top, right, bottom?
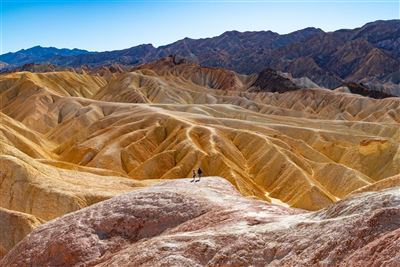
1, 177, 399, 266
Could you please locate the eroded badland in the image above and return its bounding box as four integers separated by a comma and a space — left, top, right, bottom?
1, 56, 399, 266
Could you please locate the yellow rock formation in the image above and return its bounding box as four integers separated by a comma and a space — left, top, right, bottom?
0, 60, 399, 256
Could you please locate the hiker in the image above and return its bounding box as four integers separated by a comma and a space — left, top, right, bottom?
191, 169, 197, 182
196, 168, 203, 182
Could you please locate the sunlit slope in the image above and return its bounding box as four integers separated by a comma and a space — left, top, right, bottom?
49, 103, 400, 208
0, 71, 106, 133
94, 58, 400, 123
0, 111, 158, 257
1, 66, 399, 212
0, 139, 151, 221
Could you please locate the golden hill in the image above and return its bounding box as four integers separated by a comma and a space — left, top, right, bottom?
1, 58, 399, 257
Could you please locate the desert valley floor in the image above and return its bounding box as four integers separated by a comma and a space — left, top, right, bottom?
0, 57, 399, 266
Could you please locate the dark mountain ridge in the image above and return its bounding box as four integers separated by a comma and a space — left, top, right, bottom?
0, 46, 90, 67
1, 20, 399, 89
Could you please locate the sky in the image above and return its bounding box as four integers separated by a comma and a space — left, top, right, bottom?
1, 0, 399, 54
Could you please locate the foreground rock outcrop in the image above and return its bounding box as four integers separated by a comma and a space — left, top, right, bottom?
2, 177, 399, 266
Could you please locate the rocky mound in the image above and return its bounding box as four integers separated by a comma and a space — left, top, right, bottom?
2, 177, 399, 266
249, 68, 301, 93
341, 82, 396, 99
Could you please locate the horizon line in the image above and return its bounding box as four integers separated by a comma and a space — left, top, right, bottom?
2, 18, 398, 55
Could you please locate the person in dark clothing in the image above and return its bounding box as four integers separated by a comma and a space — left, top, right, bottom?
196, 168, 203, 182
191, 169, 197, 182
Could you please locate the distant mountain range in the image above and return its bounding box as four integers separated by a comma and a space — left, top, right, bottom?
1, 19, 399, 89
0, 46, 90, 66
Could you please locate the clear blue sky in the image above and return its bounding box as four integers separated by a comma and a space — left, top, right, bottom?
2, 0, 399, 53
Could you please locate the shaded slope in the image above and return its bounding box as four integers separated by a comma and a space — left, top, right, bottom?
0, 208, 43, 258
